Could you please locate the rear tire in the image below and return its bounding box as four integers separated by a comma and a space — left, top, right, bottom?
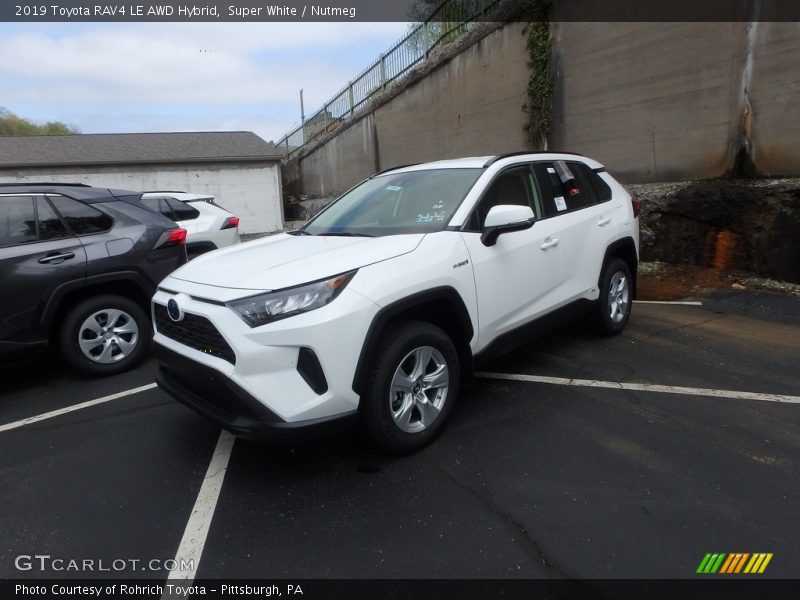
58, 294, 151, 377
593, 258, 633, 336
361, 321, 460, 453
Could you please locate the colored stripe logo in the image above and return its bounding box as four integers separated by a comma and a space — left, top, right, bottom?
696, 553, 773, 574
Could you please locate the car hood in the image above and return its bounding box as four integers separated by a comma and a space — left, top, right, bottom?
169, 232, 425, 292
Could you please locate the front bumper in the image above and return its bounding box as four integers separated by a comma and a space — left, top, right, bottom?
152, 277, 379, 436
155, 344, 358, 441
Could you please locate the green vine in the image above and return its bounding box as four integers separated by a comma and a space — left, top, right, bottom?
522, 1, 554, 149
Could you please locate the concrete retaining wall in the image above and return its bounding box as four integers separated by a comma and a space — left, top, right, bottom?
550, 22, 800, 181
286, 20, 800, 198
286, 22, 531, 199
749, 22, 800, 177
549, 22, 748, 182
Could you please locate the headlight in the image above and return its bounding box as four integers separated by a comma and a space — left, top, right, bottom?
227, 271, 356, 327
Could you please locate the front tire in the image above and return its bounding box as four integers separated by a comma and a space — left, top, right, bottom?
58, 294, 151, 377
593, 258, 633, 336
361, 321, 460, 453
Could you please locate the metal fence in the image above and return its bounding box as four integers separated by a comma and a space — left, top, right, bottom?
276, 0, 501, 157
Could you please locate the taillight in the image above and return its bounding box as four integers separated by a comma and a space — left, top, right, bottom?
221, 216, 240, 230
168, 228, 187, 245
631, 198, 642, 218
155, 227, 187, 249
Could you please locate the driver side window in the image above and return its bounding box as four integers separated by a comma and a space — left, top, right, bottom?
467, 165, 540, 231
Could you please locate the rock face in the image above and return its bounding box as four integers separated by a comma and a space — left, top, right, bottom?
631, 179, 800, 283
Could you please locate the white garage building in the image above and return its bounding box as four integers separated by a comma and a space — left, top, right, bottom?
0, 131, 285, 234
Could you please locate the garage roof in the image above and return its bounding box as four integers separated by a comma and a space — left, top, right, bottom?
0, 131, 284, 168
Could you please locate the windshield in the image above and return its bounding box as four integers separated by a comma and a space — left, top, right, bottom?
302, 168, 483, 236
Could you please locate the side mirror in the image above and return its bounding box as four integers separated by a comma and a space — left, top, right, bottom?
480, 205, 534, 246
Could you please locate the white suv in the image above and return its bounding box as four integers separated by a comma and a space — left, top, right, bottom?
153, 153, 640, 452
141, 192, 240, 259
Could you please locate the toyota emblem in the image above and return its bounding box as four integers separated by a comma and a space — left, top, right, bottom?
167, 298, 183, 322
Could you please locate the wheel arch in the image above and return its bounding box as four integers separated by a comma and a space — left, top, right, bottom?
42, 271, 154, 333
352, 287, 474, 397
600, 237, 639, 298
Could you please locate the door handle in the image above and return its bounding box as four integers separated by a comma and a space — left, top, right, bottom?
540, 238, 559, 250
38, 252, 75, 264
597, 217, 612, 227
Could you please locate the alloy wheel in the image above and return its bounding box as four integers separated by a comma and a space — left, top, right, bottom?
388, 345, 450, 434
608, 271, 630, 323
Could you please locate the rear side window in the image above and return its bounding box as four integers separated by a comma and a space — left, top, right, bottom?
141, 196, 200, 222
141, 196, 169, 217
0, 195, 37, 246
49, 195, 113, 235
165, 197, 200, 221
578, 164, 612, 202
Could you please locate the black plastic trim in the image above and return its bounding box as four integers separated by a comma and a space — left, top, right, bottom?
40, 271, 154, 328
475, 299, 595, 366
154, 304, 236, 364
483, 151, 587, 168
186, 241, 218, 258
155, 344, 357, 442
352, 287, 474, 396
0, 182, 91, 188
481, 218, 534, 246
297, 347, 329, 395
600, 237, 639, 297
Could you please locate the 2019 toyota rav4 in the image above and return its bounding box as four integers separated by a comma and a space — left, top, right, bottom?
153, 153, 640, 452
0, 183, 187, 376
141, 192, 240, 259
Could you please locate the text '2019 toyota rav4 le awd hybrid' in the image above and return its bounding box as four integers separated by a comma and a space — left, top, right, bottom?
153, 153, 640, 452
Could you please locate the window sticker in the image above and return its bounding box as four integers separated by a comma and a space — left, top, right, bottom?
547, 167, 556, 174
553, 160, 575, 184
432, 201, 445, 209
554, 196, 567, 211
416, 212, 448, 223
386, 185, 402, 191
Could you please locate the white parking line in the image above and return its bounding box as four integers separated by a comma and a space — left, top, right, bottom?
163, 430, 235, 591
633, 300, 704, 305
0, 383, 158, 433
476, 372, 800, 404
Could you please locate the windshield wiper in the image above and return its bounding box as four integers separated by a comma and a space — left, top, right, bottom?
316, 232, 374, 237
288, 229, 313, 236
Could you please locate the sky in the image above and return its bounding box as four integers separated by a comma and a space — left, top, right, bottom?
0, 21, 411, 143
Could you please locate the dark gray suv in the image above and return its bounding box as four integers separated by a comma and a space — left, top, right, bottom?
0, 183, 187, 376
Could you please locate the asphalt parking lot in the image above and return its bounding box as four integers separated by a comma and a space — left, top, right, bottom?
1, 289, 798, 581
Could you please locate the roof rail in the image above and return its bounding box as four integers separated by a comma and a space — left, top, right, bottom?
142, 190, 187, 194
371, 163, 421, 177
0, 182, 92, 188
483, 151, 586, 168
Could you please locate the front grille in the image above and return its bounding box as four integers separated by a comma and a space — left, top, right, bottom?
154, 303, 236, 364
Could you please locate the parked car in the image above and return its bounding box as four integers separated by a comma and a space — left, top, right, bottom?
0, 183, 187, 376
141, 192, 240, 259
153, 153, 640, 452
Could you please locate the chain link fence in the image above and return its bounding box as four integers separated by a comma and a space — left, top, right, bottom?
276, 0, 501, 157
